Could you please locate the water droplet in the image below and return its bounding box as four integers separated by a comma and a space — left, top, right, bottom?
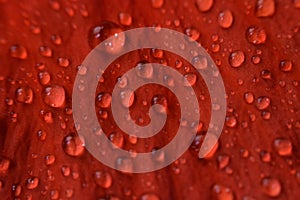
261, 177, 281, 197
260, 150, 271, 162
244, 92, 254, 104
50, 190, 59, 199
256, 0, 275, 17
39, 46, 53, 57
225, 116, 237, 128
109, 131, 124, 148
37, 130, 47, 141
246, 26, 267, 44
261, 70, 271, 80
49, 0, 60, 10
196, 0, 214, 12
96, 92, 112, 108
45, 154, 56, 165
117, 76, 128, 88
151, 148, 165, 163
261, 111, 271, 120
43, 85, 65, 108
140, 193, 160, 200
0, 157, 10, 174
38, 71, 51, 85
212, 184, 234, 200
184, 73, 197, 87
16, 87, 33, 104
151, 48, 164, 59
62, 133, 85, 157
255, 96, 270, 110
185, 28, 200, 41
218, 10, 234, 29
217, 154, 230, 169
151, 0, 164, 8
57, 57, 70, 67
251, 55, 261, 64
88, 21, 125, 53
115, 157, 133, 172
135, 62, 153, 79
118, 12, 132, 26
65, 189, 74, 198
152, 95, 168, 114
120, 89, 135, 108
229, 50, 245, 68
26, 177, 39, 189
94, 171, 112, 188
273, 138, 292, 156
10, 45, 28, 59
279, 60, 293, 72
51, 34, 62, 45
61, 165, 71, 176
294, 0, 300, 8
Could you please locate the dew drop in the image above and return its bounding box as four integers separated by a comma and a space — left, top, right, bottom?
16, 87, 33, 104
109, 131, 124, 148
260, 150, 271, 162
217, 154, 230, 169
26, 177, 39, 189
0, 157, 10, 174
183, 73, 197, 87
120, 89, 135, 108
38, 71, 51, 85
62, 133, 85, 157
244, 92, 254, 104
225, 116, 237, 128
229, 50, 245, 68
96, 92, 112, 108
294, 0, 300, 8
118, 12, 132, 26
45, 154, 56, 165
43, 85, 65, 108
51, 34, 62, 45
185, 28, 200, 41
260, 70, 271, 80
218, 9, 234, 29
256, 0, 275, 17
279, 60, 293, 72
196, 0, 214, 12
151, 0, 164, 8
152, 95, 168, 114
57, 57, 70, 67
61, 165, 71, 177
261, 177, 281, 197
255, 96, 270, 110
135, 62, 153, 79
50, 190, 59, 200
39, 46, 53, 57
115, 157, 133, 172
151, 48, 164, 59
273, 138, 292, 156
10, 45, 28, 59
212, 184, 234, 200
246, 26, 267, 44
94, 171, 112, 189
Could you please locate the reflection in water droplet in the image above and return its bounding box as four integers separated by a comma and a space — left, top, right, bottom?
94, 171, 112, 189
43, 85, 65, 108
16, 87, 33, 104
151, 48, 164, 59
10, 45, 28, 59
218, 10, 234, 29
62, 133, 85, 157
196, 0, 214, 12
273, 138, 292, 156
229, 50, 245, 68
26, 177, 39, 189
246, 26, 267, 44
261, 177, 281, 197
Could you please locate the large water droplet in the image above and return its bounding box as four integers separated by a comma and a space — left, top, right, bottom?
43, 85, 65, 108
256, 0, 275, 17
10, 45, 28, 59
94, 171, 112, 189
273, 138, 292, 156
229, 50, 245, 68
196, 0, 214, 12
62, 133, 85, 157
246, 26, 267, 44
15, 87, 33, 104
261, 177, 281, 197
218, 10, 234, 29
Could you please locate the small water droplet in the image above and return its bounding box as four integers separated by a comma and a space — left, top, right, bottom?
244, 92, 254, 104
260, 150, 271, 162
183, 73, 197, 87
217, 154, 230, 169
94, 171, 112, 189
120, 89, 135, 108
16, 87, 33, 104
135, 62, 153, 79
218, 9, 234, 29
255, 96, 270, 110
261, 70, 271, 80
39, 46, 53, 57
109, 131, 124, 148
118, 12, 132, 26
185, 28, 200, 41
57, 57, 70, 67
261, 177, 281, 197
10, 45, 28, 59
151, 48, 164, 59
45, 154, 56, 165
0, 157, 10, 174
151, 0, 164, 8
140, 193, 160, 200
152, 95, 168, 114
62, 133, 85, 157
212, 184, 234, 200
43, 85, 65, 108
38, 71, 51, 85
196, 0, 214, 12
50, 189, 59, 199
246, 26, 267, 44
256, 0, 275, 17
229, 50, 245, 68
115, 157, 133, 172
273, 138, 292, 156
279, 60, 293, 72
37, 130, 47, 141
96, 92, 112, 108
225, 116, 237, 128
51, 34, 62, 45
12, 184, 22, 196
26, 177, 39, 189
61, 165, 71, 176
